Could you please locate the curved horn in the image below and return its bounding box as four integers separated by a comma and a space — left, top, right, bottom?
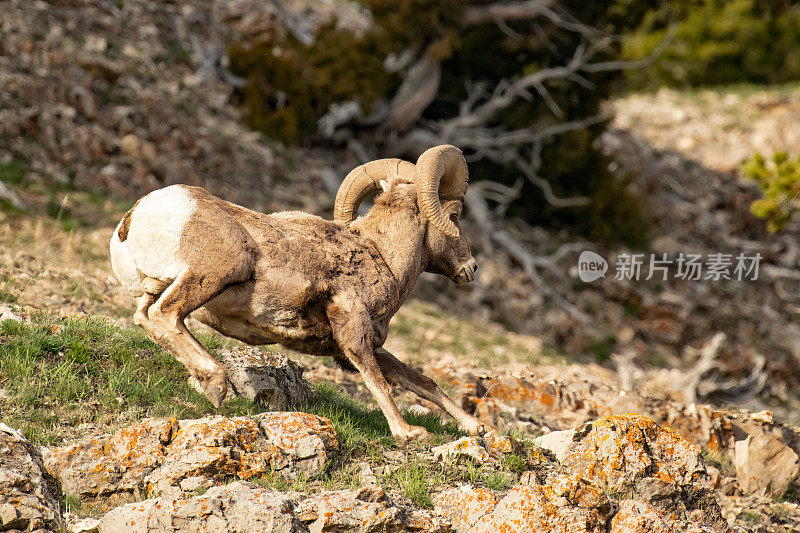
333, 158, 416, 225
415, 145, 469, 239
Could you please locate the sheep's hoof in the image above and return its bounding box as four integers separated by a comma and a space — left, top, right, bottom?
204, 384, 226, 408
202, 371, 228, 409
394, 425, 431, 443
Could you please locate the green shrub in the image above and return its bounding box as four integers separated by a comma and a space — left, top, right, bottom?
744, 152, 800, 232
624, 1, 800, 88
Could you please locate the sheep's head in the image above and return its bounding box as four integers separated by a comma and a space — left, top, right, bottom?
334, 144, 478, 286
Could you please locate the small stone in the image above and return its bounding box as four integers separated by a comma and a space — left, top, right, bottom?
734, 432, 800, 496
119, 134, 140, 157
432, 436, 490, 463
70, 517, 100, 533
533, 429, 576, 462
483, 433, 520, 456
0, 503, 18, 526
358, 462, 377, 485
0, 305, 21, 322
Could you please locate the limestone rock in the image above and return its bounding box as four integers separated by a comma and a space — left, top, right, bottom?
562, 413, 725, 529
99, 482, 437, 533
0, 423, 63, 532
482, 434, 521, 456
221, 347, 313, 407
609, 500, 671, 533
0, 304, 21, 322
432, 437, 490, 463
44, 413, 337, 504
43, 417, 178, 503
734, 430, 800, 496
145, 416, 281, 498
434, 485, 498, 531
257, 411, 339, 478
435, 477, 613, 533
98, 481, 304, 533
68, 517, 100, 533
298, 485, 435, 532
431, 434, 517, 464
533, 429, 576, 462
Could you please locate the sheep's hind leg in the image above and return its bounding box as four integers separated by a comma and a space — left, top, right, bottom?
374, 347, 496, 436
138, 271, 238, 408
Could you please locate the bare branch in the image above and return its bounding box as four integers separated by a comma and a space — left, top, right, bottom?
464, 0, 556, 25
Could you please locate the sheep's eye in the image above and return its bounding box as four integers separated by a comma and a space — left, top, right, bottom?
450, 213, 459, 222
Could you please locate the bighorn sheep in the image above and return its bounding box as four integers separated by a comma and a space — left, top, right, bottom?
110, 144, 490, 440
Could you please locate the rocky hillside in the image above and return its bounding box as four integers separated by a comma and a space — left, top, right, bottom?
4, 0, 800, 531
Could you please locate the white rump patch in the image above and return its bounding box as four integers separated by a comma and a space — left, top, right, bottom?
125, 185, 197, 281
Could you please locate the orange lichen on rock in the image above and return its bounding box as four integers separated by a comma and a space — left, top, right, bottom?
610, 500, 671, 533
44, 413, 338, 503
434, 486, 497, 529
436, 476, 612, 533
562, 413, 706, 495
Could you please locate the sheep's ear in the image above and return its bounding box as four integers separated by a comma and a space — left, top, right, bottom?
379, 179, 390, 192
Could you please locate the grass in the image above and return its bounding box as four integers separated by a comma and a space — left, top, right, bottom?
389, 300, 553, 368
298, 381, 462, 455
0, 313, 283, 444
389, 458, 440, 508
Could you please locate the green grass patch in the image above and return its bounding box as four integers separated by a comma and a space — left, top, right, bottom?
0, 312, 463, 451
298, 381, 461, 453
388, 458, 440, 508
0, 314, 229, 443
0, 158, 26, 185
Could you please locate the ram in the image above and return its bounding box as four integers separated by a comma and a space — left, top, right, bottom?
110, 145, 490, 440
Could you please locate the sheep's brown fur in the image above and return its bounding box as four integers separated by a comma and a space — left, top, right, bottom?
109, 153, 486, 441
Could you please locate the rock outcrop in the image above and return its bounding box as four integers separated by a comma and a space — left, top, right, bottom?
0, 423, 63, 532
44, 413, 337, 507
99, 482, 438, 533
98, 482, 304, 533
435, 477, 614, 533
435, 413, 726, 533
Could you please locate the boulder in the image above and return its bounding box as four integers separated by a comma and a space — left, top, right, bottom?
44, 413, 337, 504
562, 413, 725, 530
221, 347, 313, 407
257, 412, 338, 478
297, 485, 437, 532
434, 485, 498, 531
99, 482, 438, 533
435, 476, 613, 533
98, 481, 304, 533
609, 500, 671, 533
733, 426, 800, 496
0, 423, 63, 532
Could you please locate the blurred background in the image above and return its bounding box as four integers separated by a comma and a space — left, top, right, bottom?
3, 0, 800, 448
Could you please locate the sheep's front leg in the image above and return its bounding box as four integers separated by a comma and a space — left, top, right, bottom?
374, 347, 496, 436
326, 296, 430, 442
